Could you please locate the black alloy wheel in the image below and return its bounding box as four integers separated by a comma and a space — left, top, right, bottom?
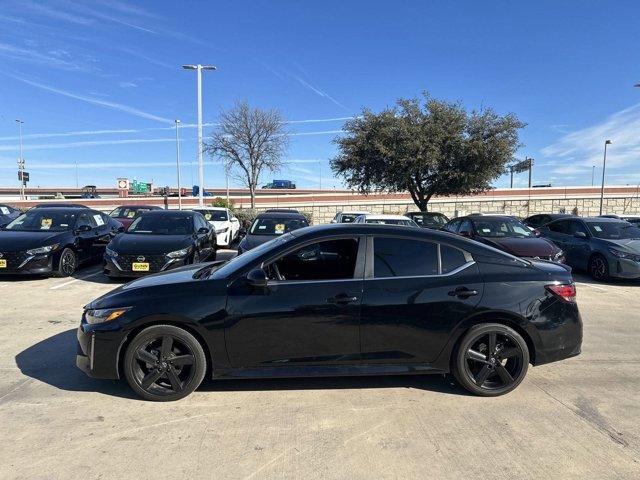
588, 254, 609, 281
453, 323, 529, 396
124, 325, 206, 401
54, 248, 77, 277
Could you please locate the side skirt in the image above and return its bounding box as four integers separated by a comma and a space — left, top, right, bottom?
211, 363, 447, 380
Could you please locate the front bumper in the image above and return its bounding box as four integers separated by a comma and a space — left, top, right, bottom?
0, 253, 54, 275
76, 319, 125, 379
103, 254, 189, 278
608, 257, 640, 279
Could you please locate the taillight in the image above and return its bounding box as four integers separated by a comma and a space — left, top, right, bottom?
546, 283, 577, 302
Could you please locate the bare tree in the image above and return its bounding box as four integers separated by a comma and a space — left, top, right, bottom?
206, 101, 289, 208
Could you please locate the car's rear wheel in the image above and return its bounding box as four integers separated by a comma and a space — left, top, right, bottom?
453, 323, 529, 397
123, 325, 207, 401
588, 254, 609, 281
54, 248, 77, 277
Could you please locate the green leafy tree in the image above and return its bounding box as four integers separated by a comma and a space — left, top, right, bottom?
331, 94, 525, 211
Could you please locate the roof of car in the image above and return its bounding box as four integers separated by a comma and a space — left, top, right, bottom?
255, 211, 307, 219
458, 215, 519, 221
142, 209, 194, 217
32, 203, 86, 208
407, 211, 447, 216
190, 206, 227, 211
581, 217, 627, 223
25, 206, 91, 213
340, 210, 370, 215
116, 205, 162, 209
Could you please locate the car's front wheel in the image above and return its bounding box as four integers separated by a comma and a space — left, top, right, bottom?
452, 323, 529, 396
54, 247, 77, 277
588, 254, 609, 281
123, 325, 207, 401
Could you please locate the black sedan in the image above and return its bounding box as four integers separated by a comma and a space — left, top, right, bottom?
0, 207, 121, 276
103, 210, 216, 278
443, 215, 565, 263
523, 213, 574, 229
77, 223, 582, 401
406, 211, 450, 229
237, 211, 309, 254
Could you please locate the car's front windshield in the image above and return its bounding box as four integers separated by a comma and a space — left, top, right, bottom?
194, 209, 228, 221
249, 217, 308, 235
413, 213, 448, 227
365, 218, 415, 226
587, 221, 640, 240
474, 218, 533, 238
5, 210, 77, 232
127, 215, 193, 235
211, 233, 293, 279
110, 207, 151, 219
340, 214, 361, 223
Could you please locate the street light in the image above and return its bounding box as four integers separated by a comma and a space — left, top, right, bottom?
15, 119, 25, 200
182, 64, 216, 207
175, 119, 182, 210
591, 165, 595, 187
599, 140, 612, 215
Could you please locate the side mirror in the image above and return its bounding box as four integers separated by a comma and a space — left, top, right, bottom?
76, 224, 92, 233
117, 226, 125, 233
231, 216, 238, 222
459, 230, 472, 237
197, 227, 210, 234
533, 229, 541, 237
0, 223, 7, 230
246, 268, 267, 287
238, 227, 247, 236
574, 231, 587, 239
330, 219, 337, 224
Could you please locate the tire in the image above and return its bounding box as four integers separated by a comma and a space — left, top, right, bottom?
452, 323, 529, 397
588, 254, 610, 282
53, 247, 77, 277
123, 325, 207, 402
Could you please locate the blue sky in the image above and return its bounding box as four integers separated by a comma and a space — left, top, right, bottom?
1, 0, 639, 190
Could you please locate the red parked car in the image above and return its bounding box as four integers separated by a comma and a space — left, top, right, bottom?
108, 205, 162, 229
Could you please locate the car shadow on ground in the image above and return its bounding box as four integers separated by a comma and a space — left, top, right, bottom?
16, 329, 469, 400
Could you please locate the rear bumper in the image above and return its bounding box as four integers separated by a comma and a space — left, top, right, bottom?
531, 301, 583, 366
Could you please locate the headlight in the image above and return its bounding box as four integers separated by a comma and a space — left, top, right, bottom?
85, 307, 131, 325
105, 246, 118, 258
216, 227, 229, 234
609, 248, 640, 262
26, 243, 59, 255
166, 248, 189, 258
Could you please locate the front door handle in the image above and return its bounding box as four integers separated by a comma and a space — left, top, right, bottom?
448, 287, 479, 299
326, 294, 358, 305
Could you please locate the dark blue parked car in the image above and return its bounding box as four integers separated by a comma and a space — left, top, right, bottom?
0, 204, 21, 226
540, 217, 640, 281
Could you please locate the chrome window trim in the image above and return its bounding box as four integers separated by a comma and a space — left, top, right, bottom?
267, 278, 364, 286
366, 260, 476, 281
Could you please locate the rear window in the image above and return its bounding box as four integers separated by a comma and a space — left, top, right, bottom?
250, 217, 308, 235
373, 237, 439, 278
441, 245, 468, 273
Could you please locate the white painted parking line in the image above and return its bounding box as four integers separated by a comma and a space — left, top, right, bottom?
50, 271, 102, 290
575, 282, 607, 291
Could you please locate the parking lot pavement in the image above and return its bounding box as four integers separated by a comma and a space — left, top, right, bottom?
0, 266, 638, 479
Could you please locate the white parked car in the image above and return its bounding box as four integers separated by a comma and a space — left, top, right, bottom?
330, 210, 370, 224
353, 214, 419, 227
192, 207, 240, 247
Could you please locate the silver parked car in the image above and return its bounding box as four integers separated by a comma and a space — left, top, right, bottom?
540, 217, 640, 281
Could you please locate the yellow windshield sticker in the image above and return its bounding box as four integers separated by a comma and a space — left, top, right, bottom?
275, 223, 285, 234
41, 218, 52, 229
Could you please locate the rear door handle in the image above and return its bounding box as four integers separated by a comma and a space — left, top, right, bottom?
448, 287, 479, 299
326, 294, 358, 305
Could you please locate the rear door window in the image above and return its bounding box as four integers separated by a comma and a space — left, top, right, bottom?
441, 245, 468, 273
548, 220, 569, 234
373, 237, 439, 278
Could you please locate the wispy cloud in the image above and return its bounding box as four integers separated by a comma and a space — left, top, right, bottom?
118, 81, 138, 88
8, 74, 173, 124
0, 138, 179, 152
0, 42, 96, 72
292, 75, 349, 111
0, 118, 350, 142
542, 103, 640, 174
21, 0, 94, 25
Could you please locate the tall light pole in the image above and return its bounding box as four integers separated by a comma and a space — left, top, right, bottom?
182, 64, 216, 206
175, 119, 182, 210
599, 140, 612, 215
319, 161, 322, 189
15, 119, 25, 200
591, 165, 595, 187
